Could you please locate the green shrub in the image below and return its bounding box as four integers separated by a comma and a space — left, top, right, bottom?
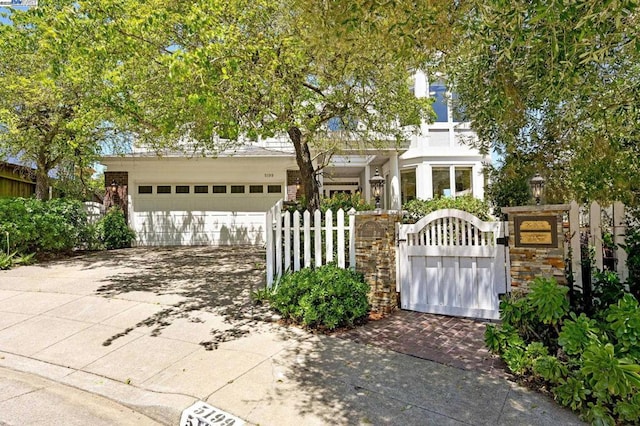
487, 275, 640, 425
320, 192, 373, 213
269, 264, 370, 330
0, 197, 89, 254
402, 195, 491, 224
96, 207, 136, 250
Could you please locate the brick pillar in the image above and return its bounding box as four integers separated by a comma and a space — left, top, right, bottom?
502, 204, 570, 292
355, 211, 403, 315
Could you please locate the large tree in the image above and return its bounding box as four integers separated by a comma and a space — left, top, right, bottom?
55, 0, 453, 210
0, 3, 117, 199
445, 0, 640, 205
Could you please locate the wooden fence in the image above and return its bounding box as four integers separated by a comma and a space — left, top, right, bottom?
569, 201, 628, 287
265, 200, 356, 287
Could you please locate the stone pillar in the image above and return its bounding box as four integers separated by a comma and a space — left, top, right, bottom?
502, 205, 570, 292
355, 211, 403, 314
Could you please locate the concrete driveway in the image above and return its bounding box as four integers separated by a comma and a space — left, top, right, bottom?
0, 247, 583, 425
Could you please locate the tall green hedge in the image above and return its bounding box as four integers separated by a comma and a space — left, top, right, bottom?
0, 198, 89, 254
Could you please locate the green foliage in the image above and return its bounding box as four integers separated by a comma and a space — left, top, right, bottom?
557, 313, 600, 356
0, 252, 16, 270
605, 294, 640, 359
13, 252, 36, 266
0, 197, 89, 254
591, 271, 626, 316
623, 213, 640, 299
581, 343, 635, 398
402, 195, 491, 224
320, 192, 373, 213
446, 0, 640, 205
269, 264, 370, 330
488, 275, 640, 424
0, 3, 119, 199
527, 277, 569, 326
533, 356, 568, 385
95, 207, 136, 250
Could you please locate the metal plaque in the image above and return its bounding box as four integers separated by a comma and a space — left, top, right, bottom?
514, 216, 558, 248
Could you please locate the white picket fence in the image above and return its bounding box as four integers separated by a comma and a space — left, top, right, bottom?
265, 200, 356, 287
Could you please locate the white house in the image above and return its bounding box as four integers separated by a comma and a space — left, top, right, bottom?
100, 71, 489, 246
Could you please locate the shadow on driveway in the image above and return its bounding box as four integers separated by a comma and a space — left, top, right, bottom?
86, 246, 270, 349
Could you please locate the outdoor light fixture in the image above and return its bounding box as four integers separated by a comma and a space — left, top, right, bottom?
369, 168, 385, 209
530, 173, 545, 205
296, 177, 300, 191
110, 180, 118, 194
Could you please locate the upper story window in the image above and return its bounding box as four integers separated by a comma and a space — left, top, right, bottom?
430, 83, 448, 122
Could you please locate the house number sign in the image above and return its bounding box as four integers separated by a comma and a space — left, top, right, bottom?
180, 401, 245, 426
514, 216, 558, 248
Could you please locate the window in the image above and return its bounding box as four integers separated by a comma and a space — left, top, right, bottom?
432, 167, 450, 197
430, 83, 448, 122
212, 185, 227, 194
157, 185, 171, 194
138, 185, 152, 194
230, 185, 245, 194
194, 185, 208, 194
249, 185, 264, 194
176, 185, 190, 194
268, 185, 282, 194
432, 166, 474, 198
401, 169, 416, 203
452, 93, 468, 122
455, 167, 472, 196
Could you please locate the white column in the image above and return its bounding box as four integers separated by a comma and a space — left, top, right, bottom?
416, 163, 430, 200
389, 152, 401, 210
473, 163, 484, 199
449, 166, 456, 198
364, 165, 371, 204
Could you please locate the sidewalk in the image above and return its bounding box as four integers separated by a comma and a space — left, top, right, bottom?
0, 247, 584, 425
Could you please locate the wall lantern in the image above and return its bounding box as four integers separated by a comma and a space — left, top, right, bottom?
110, 180, 119, 194
530, 173, 545, 205
369, 168, 385, 209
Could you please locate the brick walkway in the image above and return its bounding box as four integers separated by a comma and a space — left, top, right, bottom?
336, 310, 511, 380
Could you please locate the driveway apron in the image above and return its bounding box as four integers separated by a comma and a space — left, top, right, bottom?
0, 247, 583, 425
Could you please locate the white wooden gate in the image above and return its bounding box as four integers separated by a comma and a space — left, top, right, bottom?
397, 209, 509, 320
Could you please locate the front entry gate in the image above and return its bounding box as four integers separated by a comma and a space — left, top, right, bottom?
397, 209, 509, 320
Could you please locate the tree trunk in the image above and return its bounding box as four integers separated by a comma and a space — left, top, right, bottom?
34, 166, 50, 200
287, 126, 320, 212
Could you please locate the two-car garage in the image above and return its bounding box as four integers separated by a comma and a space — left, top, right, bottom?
102, 152, 297, 246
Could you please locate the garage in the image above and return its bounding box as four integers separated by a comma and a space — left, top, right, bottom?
101, 151, 297, 246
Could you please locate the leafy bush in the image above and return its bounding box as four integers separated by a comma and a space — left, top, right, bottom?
402, 195, 491, 224
320, 192, 373, 212
96, 207, 136, 250
269, 264, 370, 330
0, 197, 89, 254
487, 276, 640, 424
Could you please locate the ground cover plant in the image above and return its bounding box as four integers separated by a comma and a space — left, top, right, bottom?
258, 263, 370, 331
486, 277, 640, 425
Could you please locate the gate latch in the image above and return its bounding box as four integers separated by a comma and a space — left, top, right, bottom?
497, 236, 509, 246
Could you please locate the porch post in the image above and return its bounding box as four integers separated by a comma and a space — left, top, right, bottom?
364, 165, 371, 204
389, 152, 401, 210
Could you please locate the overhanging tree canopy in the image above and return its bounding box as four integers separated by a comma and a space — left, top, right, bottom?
445, 0, 640, 205
0, 3, 119, 199
56, 0, 453, 210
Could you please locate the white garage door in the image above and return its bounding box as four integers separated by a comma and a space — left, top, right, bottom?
132, 183, 282, 246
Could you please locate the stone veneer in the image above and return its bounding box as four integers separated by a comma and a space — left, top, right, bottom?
502, 204, 570, 291
354, 211, 403, 314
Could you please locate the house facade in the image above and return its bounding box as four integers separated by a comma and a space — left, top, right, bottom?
100, 71, 489, 246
